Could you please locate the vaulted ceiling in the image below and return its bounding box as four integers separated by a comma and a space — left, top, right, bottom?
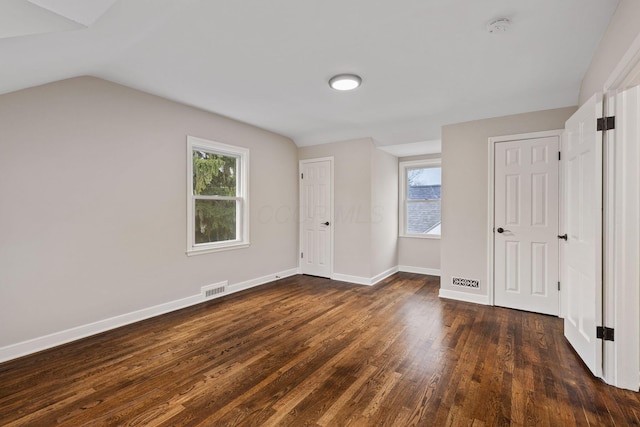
0, 0, 619, 151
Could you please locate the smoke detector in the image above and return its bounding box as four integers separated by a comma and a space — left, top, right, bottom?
486, 18, 511, 34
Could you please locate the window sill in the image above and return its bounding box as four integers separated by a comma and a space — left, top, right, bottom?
186, 242, 250, 256
399, 234, 441, 240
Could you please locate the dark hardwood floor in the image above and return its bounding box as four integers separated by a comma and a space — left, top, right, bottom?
1, 273, 639, 426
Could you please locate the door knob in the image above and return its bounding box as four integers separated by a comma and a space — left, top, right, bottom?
496, 227, 510, 233
558, 234, 568, 241
322, 221, 330, 226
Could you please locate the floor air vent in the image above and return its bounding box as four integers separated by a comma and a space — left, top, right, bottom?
202, 281, 228, 299
452, 277, 480, 288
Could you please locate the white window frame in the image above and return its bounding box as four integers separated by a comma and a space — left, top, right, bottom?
399, 158, 441, 239
186, 136, 250, 255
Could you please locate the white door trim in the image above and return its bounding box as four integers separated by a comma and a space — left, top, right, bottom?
487, 130, 564, 311
299, 157, 335, 278
601, 33, 640, 391
604, 31, 640, 92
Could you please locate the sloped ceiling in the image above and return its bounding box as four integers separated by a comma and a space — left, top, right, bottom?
0, 0, 619, 149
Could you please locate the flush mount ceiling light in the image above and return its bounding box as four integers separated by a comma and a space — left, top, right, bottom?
329, 74, 362, 91
486, 17, 511, 34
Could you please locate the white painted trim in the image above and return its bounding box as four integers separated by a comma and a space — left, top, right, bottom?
299, 157, 334, 278
370, 266, 399, 285
332, 266, 441, 285
438, 289, 491, 305
600, 34, 640, 392
332, 273, 373, 286
604, 31, 640, 92
398, 265, 441, 276
0, 267, 298, 364
558, 129, 566, 319
487, 130, 564, 309
398, 158, 442, 238
603, 91, 617, 386
228, 268, 299, 293
604, 86, 640, 391
186, 136, 250, 255
332, 267, 399, 286
0, 294, 200, 364
398, 234, 441, 240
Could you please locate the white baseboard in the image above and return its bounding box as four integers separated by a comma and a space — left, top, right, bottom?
371, 266, 399, 285
332, 273, 372, 286
229, 268, 299, 293
398, 265, 441, 276
333, 266, 399, 286
438, 288, 491, 305
0, 267, 299, 364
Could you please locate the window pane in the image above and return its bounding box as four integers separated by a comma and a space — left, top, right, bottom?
407, 167, 441, 200
407, 200, 441, 235
192, 150, 237, 196
195, 200, 237, 244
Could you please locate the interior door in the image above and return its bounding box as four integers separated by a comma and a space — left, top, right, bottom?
563, 94, 603, 377
300, 159, 332, 278
494, 136, 560, 315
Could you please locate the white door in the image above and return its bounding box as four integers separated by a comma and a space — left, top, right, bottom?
494, 136, 560, 315
608, 84, 640, 390
563, 94, 603, 377
300, 159, 332, 278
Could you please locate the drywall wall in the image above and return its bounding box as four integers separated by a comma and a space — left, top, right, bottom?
397, 154, 441, 273
371, 148, 398, 277
299, 138, 373, 278
580, 0, 640, 104
440, 106, 577, 302
0, 77, 298, 349
298, 138, 398, 281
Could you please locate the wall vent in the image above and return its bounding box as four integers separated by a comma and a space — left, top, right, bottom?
452, 277, 480, 288
202, 281, 228, 299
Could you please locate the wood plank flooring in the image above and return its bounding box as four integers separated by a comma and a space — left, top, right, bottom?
1, 273, 639, 426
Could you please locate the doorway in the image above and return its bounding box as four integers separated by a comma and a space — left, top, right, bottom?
299, 158, 334, 278
489, 131, 562, 316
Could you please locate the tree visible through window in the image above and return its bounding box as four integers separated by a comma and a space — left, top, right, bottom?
193, 151, 237, 243
187, 136, 249, 254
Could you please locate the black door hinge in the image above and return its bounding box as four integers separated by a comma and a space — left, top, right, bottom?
597, 116, 615, 131
301, 252, 303, 259
301, 173, 304, 179
597, 326, 615, 341
557, 281, 560, 291
558, 151, 561, 161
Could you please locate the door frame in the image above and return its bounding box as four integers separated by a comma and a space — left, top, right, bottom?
487, 130, 564, 313
298, 157, 335, 278
601, 32, 640, 391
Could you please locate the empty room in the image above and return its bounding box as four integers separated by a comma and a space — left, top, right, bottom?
2, 0, 640, 425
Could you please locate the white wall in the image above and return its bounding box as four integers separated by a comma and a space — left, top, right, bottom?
580, 0, 640, 104
299, 138, 373, 278
371, 147, 398, 277
397, 154, 441, 273
0, 77, 299, 350
298, 138, 398, 281
440, 107, 577, 302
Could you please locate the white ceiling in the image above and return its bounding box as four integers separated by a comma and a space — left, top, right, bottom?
0, 0, 619, 150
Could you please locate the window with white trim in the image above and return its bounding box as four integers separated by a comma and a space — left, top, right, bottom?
399, 159, 441, 238
187, 136, 249, 255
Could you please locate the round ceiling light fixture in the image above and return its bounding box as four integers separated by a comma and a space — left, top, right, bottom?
486, 17, 511, 34
329, 74, 362, 91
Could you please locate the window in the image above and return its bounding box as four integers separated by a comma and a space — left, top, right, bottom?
187, 136, 249, 255
399, 159, 441, 238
